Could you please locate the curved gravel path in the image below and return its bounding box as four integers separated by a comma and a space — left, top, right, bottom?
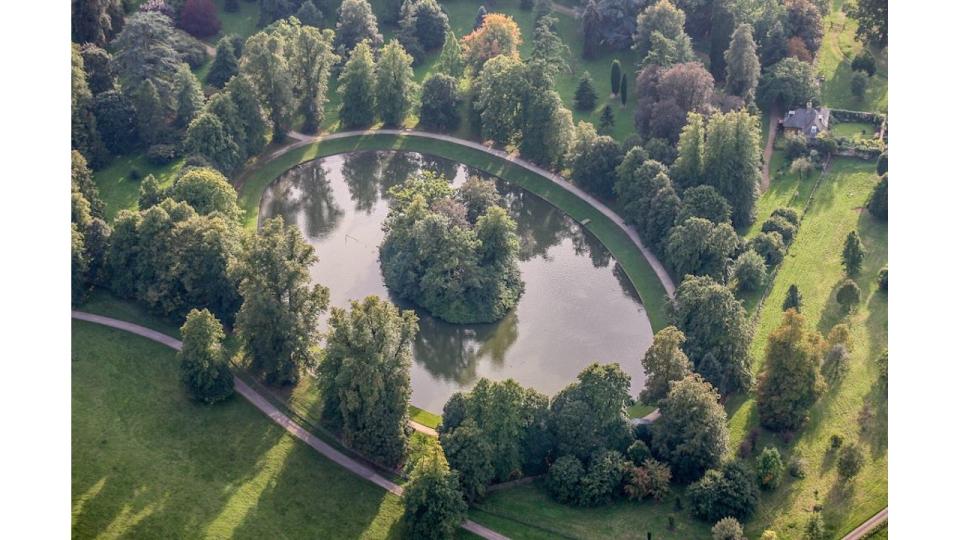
72, 311, 508, 540
272, 129, 676, 298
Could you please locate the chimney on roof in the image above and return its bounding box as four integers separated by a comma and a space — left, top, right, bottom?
806, 101, 812, 110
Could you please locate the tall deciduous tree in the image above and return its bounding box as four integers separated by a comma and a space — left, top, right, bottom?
419, 73, 461, 131
671, 112, 705, 190
665, 216, 739, 281
403, 443, 468, 539
289, 24, 338, 133
569, 135, 624, 198
702, 109, 762, 227
758, 57, 819, 110
651, 374, 729, 482
724, 24, 761, 101
179, 308, 235, 403
240, 31, 295, 142
72, 45, 107, 165
476, 54, 527, 145
233, 217, 330, 385
334, 0, 383, 54
756, 309, 826, 431
375, 40, 417, 127
439, 418, 494, 502
867, 173, 888, 221
549, 363, 633, 461
337, 41, 377, 128
670, 275, 753, 394
850, 0, 888, 45
169, 167, 243, 220
634, 0, 694, 64
461, 13, 523, 70
320, 296, 417, 467
225, 75, 268, 156
184, 112, 241, 173
640, 326, 693, 405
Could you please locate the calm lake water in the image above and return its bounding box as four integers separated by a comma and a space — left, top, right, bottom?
260, 151, 653, 412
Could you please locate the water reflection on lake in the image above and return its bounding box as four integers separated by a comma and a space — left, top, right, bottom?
260, 151, 653, 412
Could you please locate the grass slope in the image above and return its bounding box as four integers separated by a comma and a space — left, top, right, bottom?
236, 133, 671, 331
91, 155, 184, 221
468, 480, 711, 539
817, 3, 888, 112
727, 158, 887, 539
72, 321, 405, 539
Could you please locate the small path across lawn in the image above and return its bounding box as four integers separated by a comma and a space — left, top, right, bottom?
272, 128, 677, 299
71, 311, 509, 540
761, 106, 781, 193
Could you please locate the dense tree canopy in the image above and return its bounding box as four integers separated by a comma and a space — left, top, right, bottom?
634, 0, 694, 66
72, 0, 124, 46
550, 363, 633, 461
106, 198, 242, 323
402, 444, 468, 539
688, 460, 760, 522
569, 134, 624, 198
850, 0, 888, 45
758, 57, 820, 110
233, 217, 329, 384
380, 173, 523, 324
319, 296, 417, 467
440, 378, 550, 481
670, 275, 753, 394
665, 217, 739, 281
651, 374, 729, 482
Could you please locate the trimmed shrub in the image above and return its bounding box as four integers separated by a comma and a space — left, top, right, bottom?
761, 215, 797, 244
732, 251, 768, 292
750, 231, 787, 266
771, 207, 800, 226
836, 279, 861, 311
688, 461, 760, 522
578, 450, 626, 507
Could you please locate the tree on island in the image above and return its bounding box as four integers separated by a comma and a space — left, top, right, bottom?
380, 173, 524, 324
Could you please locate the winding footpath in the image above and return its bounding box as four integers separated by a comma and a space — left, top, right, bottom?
71, 311, 508, 540
273, 128, 677, 298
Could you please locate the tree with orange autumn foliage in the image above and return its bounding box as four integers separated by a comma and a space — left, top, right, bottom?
460, 13, 522, 70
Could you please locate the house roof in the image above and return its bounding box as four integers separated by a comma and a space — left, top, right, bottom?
783, 106, 830, 137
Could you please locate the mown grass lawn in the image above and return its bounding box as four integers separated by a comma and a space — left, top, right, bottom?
747, 149, 819, 239
727, 158, 887, 539
212, 0, 261, 42
72, 320, 405, 539
468, 479, 712, 539
236, 133, 671, 331
91, 154, 184, 221
817, 2, 888, 112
